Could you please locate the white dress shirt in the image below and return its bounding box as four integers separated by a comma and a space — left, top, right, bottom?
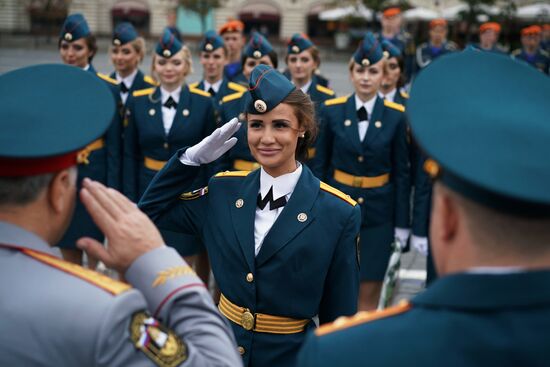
203, 79, 223, 94
355, 94, 376, 142
254, 164, 302, 256
299, 80, 312, 94
378, 88, 397, 103
160, 86, 181, 135
116, 69, 138, 104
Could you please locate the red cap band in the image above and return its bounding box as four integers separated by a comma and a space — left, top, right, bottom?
0, 152, 77, 177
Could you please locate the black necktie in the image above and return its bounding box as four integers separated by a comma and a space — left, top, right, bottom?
164, 96, 177, 109
257, 187, 287, 211
120, 82, 129, 93
208, 87, 216, 96
357, 106, 368, 121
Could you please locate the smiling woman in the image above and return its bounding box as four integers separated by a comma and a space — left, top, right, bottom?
138, 64, 361, 367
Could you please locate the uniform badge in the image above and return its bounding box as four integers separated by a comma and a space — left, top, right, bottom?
254, 100, 267, 113
292, 45, 300, 53
361, 58, 370, 66
253, 50, 262, 59
113, 38, 121, 46
130, 312, 187, 367
64, 33, 73, 41
163, 49, 172, 58
205, 43, 213, 51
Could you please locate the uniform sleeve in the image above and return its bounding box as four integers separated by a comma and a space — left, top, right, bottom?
201, 98, 220, 181
296, 331, 322, 367
122, 99, 140, 202
211, 104, 234, 173
138, 152, 209, 238
392, 114, 411, 229
310, 105, 333, 180
318, 205, 361, 324
95, 247, 241, 367
106, 90, 123, 191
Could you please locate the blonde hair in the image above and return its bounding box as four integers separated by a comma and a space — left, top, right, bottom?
151, 45, 193, 83
109, 37, 146, 63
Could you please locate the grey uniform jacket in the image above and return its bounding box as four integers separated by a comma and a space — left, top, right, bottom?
0, 221, 242, 367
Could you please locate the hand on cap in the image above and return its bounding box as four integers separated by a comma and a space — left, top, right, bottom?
76, 178, 164, 272
185, 118, 240, 164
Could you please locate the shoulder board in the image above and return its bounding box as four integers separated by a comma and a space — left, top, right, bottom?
222, 91, 245, 104
180, 186, 208, 200
324, 95, 349, 106
228, 82, 248, 93
320, 182, 357, 206
97, 72, 119, 85
214, 170, 251, 178
189, 82, 199, 89
190, 87, 211, 97
384, 100, 405, 112
24, 249, 131, 295
316, 301, 412, 337
399, 90, 409, 99
143, 75, 159, 86
316, 84, 335, 96
133, 87, 155, 97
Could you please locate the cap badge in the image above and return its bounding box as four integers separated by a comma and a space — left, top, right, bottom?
254, 100, 267, 113
361, 58, 370, 67
163, 49, 172, 58
292, 45, 300, 53
205, 43, 213, 51
253, 50, 262, 59
64, 33, 73, 41
113, 38, 121, 46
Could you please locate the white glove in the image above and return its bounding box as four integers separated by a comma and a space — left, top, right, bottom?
181, 118, 241, 165
394, 227, 410, 249
411, 235, 428, 256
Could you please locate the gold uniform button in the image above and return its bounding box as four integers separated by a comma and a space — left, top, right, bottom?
163, 142, 169, 149
182, 109, 190, 117
238, 346, 245, 355
235, 199, 244, 208
357, 156, 364, 163
246, 273, 254, 282
375, 121, 382, 128
357, 197, 364, 204
344, 119, 352, 127
148, 108, 155, 116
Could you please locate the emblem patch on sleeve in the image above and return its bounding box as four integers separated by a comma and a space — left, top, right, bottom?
130, 312, 187, 367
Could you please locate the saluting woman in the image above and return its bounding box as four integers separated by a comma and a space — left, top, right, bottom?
109, 22, 157, 106
139, 65, 360, 367
313, 33, 410, 311
56, 13, 122, 265
123, 29, 216, 259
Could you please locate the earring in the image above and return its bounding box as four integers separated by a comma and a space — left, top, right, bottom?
300, 133, 305, 138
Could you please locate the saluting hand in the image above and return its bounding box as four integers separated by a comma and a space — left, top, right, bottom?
76, 178, 164, 272
184, 117, 241, 164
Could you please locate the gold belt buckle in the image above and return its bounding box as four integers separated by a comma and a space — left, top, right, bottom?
241, 310, 255, 331
352, 176, 363, 187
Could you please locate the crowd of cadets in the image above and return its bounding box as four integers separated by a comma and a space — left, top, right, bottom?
58, 8, 548, 309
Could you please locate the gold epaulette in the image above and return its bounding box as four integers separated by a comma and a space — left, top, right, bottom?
214, 170, 251, 178
179, 187, 208, 200
97, 73, 119, 85
133, 87, 155, 97
400, 90, 409, 99
324, 95, 349, 106
384, 99, 406, 112
189, 82, 199, 89
221, 91, 245, 104
228, 82, 247, 93
320, 182, 357, 206
190, 87, 211, 97
24, 249, 131, 295
143, 75, 159, 86
316, 84, 335, 96
316, 301, 412, 337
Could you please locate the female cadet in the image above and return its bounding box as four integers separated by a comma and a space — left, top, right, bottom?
379, 40, 409, 105
123, 29, 216, 259
139, 65, 360, 367
285, 33, 335, 162
313, 33, 410, 311
56, 13, 122, 265
109, 22, 157, 105
216, 32, 279, 172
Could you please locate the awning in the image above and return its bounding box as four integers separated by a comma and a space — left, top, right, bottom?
111, 0, 149, 17
319, 4, 372, 21
403, 7, 439, 21
442, 3, 499, 21
516, 3, 550, 20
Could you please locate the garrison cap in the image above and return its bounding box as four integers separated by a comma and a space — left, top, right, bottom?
521, 25, 542, 36
219, 19, 244, 34
200, 30, 224, 52
287, 33, 314, 55
479, 22, 501, 34
60, 13, 90, 42
0, 64, 115, 177
246, 64, 295, 114
408, 50, 550, 217
112, 22, 138, 46
382, 6, 401, 18
381, 39, 402, 59
156, 28, 183, 58
244, 32, 274, 60
353, 32, 385, 67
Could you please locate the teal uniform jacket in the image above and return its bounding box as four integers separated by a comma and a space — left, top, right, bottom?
416, 41, 458, 70
57, 68, 122, 249
138, 154, 361, 367
511, 48, 549, 74
298, 270, 550, 367
376, 32, 416, 82
190, 78, 247, 107
109, 69, 157, 106
313, 94, 410, 280
224, 61, 243, 82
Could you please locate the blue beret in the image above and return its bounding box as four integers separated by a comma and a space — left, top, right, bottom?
156, 28, 183, 58
287, 33, 314, 54
0, 64, 114, 176
381, 39, 402, 59
112, 22, 138, 46
60, 13, 90, 42
408, 50, 550, 217
200, 30, 224, 52
246, 65, 295, 114
244, 32, 274, 60
353, 32, 384, 66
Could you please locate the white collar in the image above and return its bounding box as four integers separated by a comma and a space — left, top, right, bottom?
355, 94, 377, 116
204, 79, 223, 93
161, 86, 182, 104
378, 88, 397, 102
466, 266, 525, 275
83, 64, 90, 71
299, 80, 312, 94
116, 69, 138, 89
259, 163, 302, 200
